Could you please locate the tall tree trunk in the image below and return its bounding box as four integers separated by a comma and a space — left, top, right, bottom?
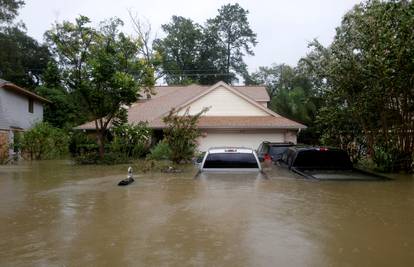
97, 131, 105, 159
95, 119, 105, 159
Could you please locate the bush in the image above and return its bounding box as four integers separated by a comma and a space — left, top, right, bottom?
109, 122, 151, 159
69, 131, 99, 156
163, 107, 208, 164
372, 144, 413, 173
147, 141, 172, 160
21, 122, 69, 160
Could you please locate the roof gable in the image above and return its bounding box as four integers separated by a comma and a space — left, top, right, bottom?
175, 81, 279, 117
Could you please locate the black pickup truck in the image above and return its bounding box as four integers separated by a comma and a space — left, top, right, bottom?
278, 147, 390, 181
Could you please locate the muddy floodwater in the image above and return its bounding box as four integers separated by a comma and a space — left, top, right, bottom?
1, 161, 414, 267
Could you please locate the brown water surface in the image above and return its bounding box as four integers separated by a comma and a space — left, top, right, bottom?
0, 160, 413, 266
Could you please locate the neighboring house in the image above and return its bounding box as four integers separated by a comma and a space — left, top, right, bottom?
0, 79, 51, 160
76, 81, 306, 151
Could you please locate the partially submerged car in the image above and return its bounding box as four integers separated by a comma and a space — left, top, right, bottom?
256, 141, 295, 162
199, 147, 262, 172
278, 147, 390, 181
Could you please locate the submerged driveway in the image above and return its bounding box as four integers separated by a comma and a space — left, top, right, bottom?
0, 161, 413, 266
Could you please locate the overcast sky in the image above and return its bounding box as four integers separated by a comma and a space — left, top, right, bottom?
18, 0, 361, 72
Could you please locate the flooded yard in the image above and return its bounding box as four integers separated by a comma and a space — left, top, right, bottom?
1, 160, 414, 266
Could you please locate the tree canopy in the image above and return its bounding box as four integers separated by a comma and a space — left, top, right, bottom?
155, 3, 257, 85
206, 3, 257, 83
0, 0, 24, 25
154, 16, 204, 85
0, 26, 51, 88
46, 16, 154, 157
308, 0, 414, 171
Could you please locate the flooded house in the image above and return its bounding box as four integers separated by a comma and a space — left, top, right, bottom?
0, 79, 51, 161
76, 81, 306, 151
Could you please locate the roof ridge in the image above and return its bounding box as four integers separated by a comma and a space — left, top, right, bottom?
232, 85, 266, 87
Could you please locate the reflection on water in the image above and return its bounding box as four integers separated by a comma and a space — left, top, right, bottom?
0, 160, 413, 266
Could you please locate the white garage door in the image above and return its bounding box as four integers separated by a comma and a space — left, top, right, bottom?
197, 130, 285, 151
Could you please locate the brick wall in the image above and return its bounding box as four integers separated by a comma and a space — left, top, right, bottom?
0, 130, 9, 162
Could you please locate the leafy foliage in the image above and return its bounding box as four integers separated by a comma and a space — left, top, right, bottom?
307, 0, 414, 171
0, 0, 24, 25
163, 107, 208, 164
246, 63, 320, 143
147, 141, 172, 161
20, 122, 69, 160
155, 3, 256, 85
154, 16, 205, 85
109, 122, 152, 159
206, 3, 257, 83
0, 26, 51, 88
46, 16, 154, 158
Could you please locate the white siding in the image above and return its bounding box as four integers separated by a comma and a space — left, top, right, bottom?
258, 101, 268, 108
284, 130, 297, 143
0, 88, 43, 130
197, 130, 286, 151
178, 85, 269, 116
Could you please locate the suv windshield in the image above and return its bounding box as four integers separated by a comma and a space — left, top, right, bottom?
293, 150, 352, 170
203, 153, 259, 169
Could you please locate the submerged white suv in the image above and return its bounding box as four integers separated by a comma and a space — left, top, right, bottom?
199, 147, 262, 172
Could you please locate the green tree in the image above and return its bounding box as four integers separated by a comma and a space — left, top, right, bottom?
35, 61, 82, 128
246, 63, 318, 126
46, 16, 154, 158
311, 0, 414, 171
154, 16, 204, 84
163, 107, 208, 164
206, 3, 257, 83
0, 0, 51, 88
0, 26, 51, 88
0, 0, 24, 25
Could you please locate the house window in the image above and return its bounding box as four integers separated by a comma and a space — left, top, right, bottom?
28, 98, 34, 113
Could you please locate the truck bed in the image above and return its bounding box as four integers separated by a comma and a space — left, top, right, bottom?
291, 168, 390, 181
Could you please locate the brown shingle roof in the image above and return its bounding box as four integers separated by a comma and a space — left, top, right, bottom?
75, 82, 305, 130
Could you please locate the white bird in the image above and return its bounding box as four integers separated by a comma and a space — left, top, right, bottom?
127, 167, 133, 178
118, 166, 135, 186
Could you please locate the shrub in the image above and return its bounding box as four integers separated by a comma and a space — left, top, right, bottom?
69, 131, 99, 156
372, 144, 412, 173
162, 107, 208, 164
109, 122, 152, 158
147, 141, 172, 160
20, 122, 69, 160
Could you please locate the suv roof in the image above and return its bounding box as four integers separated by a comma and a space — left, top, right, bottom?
261, 141, 294, 145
